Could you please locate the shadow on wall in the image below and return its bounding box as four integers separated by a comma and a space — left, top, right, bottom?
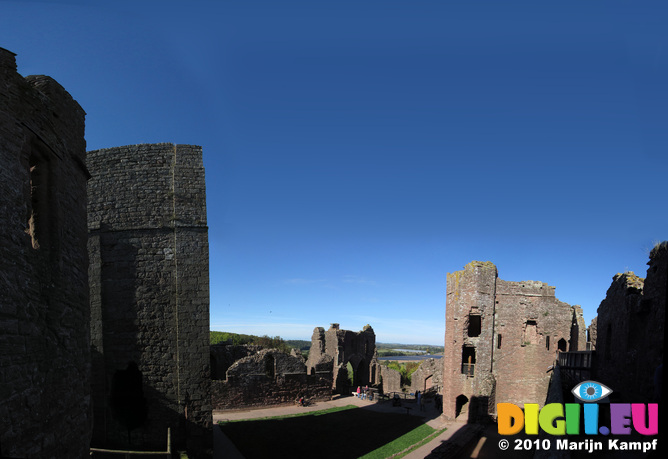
454, 395, 492, 423
89, 352, 212, 458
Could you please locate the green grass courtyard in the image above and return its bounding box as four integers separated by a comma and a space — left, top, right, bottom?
219, 405, 445, 459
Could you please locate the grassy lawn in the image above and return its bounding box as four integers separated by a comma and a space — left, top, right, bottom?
219, 405, 443, 459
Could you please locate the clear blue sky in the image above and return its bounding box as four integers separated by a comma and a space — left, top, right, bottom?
2, 0, 666, 345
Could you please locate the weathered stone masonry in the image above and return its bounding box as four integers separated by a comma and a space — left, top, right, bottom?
306, 323, 381, 394
442, 261, 584, 421
0, 48, 91, 457
87, 143, 211, 455
211, 348, 332, 410
592, 243, 667, 403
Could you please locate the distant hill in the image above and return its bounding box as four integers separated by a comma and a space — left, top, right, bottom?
210, 332, 443, 357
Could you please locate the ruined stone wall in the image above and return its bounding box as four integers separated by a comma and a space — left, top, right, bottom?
0, 48, 91, 458
210, 344, 263, 380
305, 326, 334, 374
410, 358, 443, 393
593, 242, 666, 403
442, 261, 498, 420
588, 316, 598, 349
307, 323, 381, 393
212, 349, 332, 409
381, 366, 402, 394
493, 279, 574, 408
87, 144, 211, 456
442, 261, 577, 420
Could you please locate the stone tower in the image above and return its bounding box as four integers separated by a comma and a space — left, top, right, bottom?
0, 47, 91, 457
442, 261, 581, 421
87, 143, 211, 456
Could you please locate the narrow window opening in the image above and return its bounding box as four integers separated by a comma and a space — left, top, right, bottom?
467, 314, 481, 337
497, 334, 502, 349
546, 335, 550, 350
461, 346, 476, 377
26, 156, 51, 250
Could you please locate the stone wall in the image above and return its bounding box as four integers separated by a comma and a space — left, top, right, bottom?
210, 344, 263, 380
410, 358, 443, 394
0, 47, 91, 457
87, 144, 211, 457
442, 261, 580, 420
306, 323, 381, 393
380, 366, 402, 394
593, 242, 667, 403
588, 316, 598, 349
212, 349, 332, 410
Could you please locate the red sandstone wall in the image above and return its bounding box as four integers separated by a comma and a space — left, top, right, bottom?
442, 261, 576, 420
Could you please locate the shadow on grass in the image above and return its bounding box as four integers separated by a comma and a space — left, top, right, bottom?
220, 406, 427, 459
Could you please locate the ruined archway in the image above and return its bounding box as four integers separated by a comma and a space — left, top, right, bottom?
455, 394, 469, 419
354, 358, 369, 387
558, 338, 567, 352
109, 362, 147, 444
424, 374, 433, 391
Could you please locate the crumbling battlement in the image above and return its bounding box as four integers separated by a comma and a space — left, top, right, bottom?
442, 261, 584, 420
0, 47, 91, 458
593, 242, 667, 403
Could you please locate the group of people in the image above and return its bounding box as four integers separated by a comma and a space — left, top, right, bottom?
356, 385, 373, 400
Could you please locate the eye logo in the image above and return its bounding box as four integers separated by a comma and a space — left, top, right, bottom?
572, 380, 612, 402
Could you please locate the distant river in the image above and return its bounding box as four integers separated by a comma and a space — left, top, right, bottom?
378, 354, 442, 361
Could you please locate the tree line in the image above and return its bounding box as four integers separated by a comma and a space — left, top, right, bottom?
210, 331, 309, 354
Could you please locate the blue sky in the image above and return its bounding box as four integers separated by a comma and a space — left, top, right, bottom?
2, 0, 666, 345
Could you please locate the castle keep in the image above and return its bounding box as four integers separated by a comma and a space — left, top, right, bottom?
87, 144, 212, 455
0, 47, 91, 457
442, 261, 585, 420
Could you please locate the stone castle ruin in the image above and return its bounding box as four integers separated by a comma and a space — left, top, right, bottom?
210, 347, 332, 410
2, 46, 665, 456
306, 323, 382, 394
442, 261, 586, 421
1, 49, 212, 457
591, 242, 667, 403
0, 46, 92, 458
87, 144, 212, 454
411, 358, 443, 394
